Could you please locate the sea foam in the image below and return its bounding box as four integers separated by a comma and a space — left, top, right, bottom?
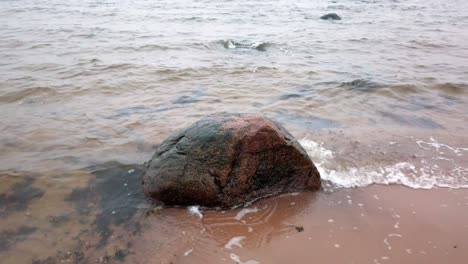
299, 138, 468, 189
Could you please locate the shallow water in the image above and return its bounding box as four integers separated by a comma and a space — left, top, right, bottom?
1, 0, 468, 263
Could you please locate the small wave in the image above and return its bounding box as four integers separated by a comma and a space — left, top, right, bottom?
114, 44, 176, 52
348, 38, 369, 42
218, 40, 271, 51
274, 111, 339, 130
340, 79, 383, 91
69, 33, 96, 39
299, 139, 468, 189
408, 40, 454, 49
58, 63, 139, 79
0, 87, 57, 103
386, 84, 420, 94
29, 43, 52, 49
341, 80, 422, 97
100, 63, 136, 71
432, 83, 468, 96
378, 111, 443, 129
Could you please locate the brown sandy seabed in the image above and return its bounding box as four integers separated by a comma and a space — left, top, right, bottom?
1, 124, 468, 264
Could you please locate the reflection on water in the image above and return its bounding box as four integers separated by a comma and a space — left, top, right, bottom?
1, 0, 468, 263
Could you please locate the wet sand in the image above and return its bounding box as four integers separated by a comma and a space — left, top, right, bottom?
3, 180, 467, 264
158, 186, 468, 264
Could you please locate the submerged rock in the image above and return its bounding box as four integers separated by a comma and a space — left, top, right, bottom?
142, 113, 321, 208
220, 40, 270, 51
320, 13, 341, 20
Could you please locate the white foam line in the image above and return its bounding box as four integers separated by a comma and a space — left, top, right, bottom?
299, 139, 468, 189
234, 207, 259, 221
416, 137, 468, 156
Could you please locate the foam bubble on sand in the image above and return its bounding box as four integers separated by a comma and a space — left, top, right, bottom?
234, 207, 259, 220
184, 249, 193, 256
383, 234, 402, 250
230, 253, 259, 264
299, 138, 468, 189
188, 206, 203, 219
225, 236, 245, 249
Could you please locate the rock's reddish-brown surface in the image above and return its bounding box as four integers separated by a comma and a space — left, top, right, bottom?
142, 113, 321, 208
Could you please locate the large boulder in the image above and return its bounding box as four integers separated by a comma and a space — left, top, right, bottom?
142, 113, 321, 208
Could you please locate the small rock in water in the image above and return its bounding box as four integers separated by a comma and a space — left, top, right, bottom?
287, 224, 304, 232
320, 13, 341, 20
295, 226, 304, 232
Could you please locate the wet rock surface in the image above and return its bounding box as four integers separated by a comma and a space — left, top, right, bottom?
142, 113, 321, 208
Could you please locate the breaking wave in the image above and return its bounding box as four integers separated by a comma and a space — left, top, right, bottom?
299, 139, 468, 189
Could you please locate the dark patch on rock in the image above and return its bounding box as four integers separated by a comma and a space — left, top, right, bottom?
0, 176, 44, 217
320, 13, 341, 20
32, 250, 86, 264
142, 113, 321, 208
114, 249, 129, 262
48, 214, 71, 227
32, 257, 57, 264
0, 226, 37, 252
32, 243, 93, 264
65, 163, 145, 247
